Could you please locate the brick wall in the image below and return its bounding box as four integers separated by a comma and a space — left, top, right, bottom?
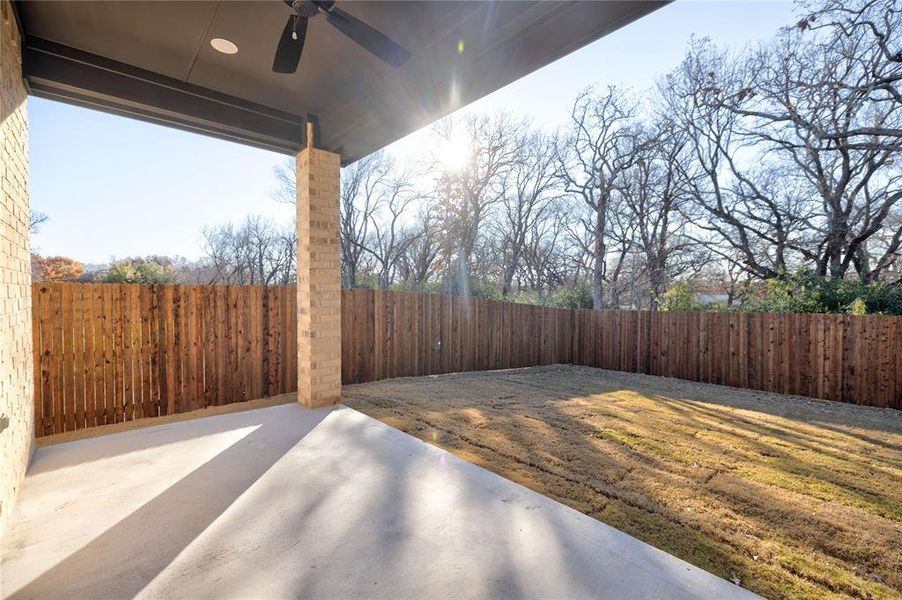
296, 146, 342, 408
0, 0, 33, 539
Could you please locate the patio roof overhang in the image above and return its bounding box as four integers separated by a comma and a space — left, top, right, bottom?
14, 0, 667, 163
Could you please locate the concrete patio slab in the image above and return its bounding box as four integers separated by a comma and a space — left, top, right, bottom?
2, 403, 758, 599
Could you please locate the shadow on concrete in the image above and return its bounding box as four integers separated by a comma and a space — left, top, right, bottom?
10, 406, 331, 599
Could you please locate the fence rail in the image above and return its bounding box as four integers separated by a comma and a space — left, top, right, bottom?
31, 283, 901, 437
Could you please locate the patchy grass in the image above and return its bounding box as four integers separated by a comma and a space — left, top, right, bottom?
345, 365, 902, 600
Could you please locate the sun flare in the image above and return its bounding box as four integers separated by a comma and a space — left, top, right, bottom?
438, 136, 470, 172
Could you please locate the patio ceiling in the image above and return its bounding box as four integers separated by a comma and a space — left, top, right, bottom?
14, 0, 667, 162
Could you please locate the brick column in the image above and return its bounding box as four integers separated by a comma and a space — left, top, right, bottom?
1, 0, 34, 540
296, 132, 341, 408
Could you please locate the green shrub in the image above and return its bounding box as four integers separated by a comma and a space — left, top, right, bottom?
551, 283, 594, 309
507, 289, 543, 306
847, 298, 868, 315
741, 270, 902, 315
659, 282, 702, 312
99, 257, 180, 284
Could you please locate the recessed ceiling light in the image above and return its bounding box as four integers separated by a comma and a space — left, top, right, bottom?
210, 38, 238, 55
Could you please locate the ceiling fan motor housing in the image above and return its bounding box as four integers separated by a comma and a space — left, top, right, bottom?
291, 0, 325, 19
274, 0, 411, 73
295, 1, 319, 18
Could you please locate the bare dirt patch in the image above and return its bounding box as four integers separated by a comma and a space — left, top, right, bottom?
345, 365, 902, 600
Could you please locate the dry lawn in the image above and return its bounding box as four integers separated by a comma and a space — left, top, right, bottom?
345, 365, 902, 600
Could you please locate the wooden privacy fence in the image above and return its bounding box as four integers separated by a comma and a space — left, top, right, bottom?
31, 283, 901, 437
341, 288, 574, 383
569, 309, 901, 410
31, 283, 298, 437
30, 284, 573, 436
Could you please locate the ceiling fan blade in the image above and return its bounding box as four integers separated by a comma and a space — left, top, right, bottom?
324, 7, 411, 67
272, 14, 308, 73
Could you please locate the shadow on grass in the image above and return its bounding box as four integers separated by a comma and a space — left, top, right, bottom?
345, 365, 902, 600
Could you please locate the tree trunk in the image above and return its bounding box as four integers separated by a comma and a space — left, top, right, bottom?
501, 255, 518, 296
649, 265, 666, 310
592, 202, 606, 310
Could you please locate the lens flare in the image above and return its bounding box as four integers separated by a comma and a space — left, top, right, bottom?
438, 136, 469, 172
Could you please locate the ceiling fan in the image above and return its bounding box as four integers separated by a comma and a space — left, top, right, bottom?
273, 0, 412, 73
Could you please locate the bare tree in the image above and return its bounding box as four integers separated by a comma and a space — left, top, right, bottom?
496, 131, 561, 295
29, 210, 48, 234
520, 202, 571, 296
339, 152, 390, 287
362, 171, 420, 288
621, 123, 699, 307
557, 86, 643, 308
202, 215, 295, 285
798, 0, 902, 140
662, 41, 812, 279
664, 10, 902, 282
561, 208, 595, 288
398, 202, 441, 288
271, 158, 297, 206
725, 18, 902, 280
432, 113, 520, 282
272, 152, 391, 287
605, 191, 638, 308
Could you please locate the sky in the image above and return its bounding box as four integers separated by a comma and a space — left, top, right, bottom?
29, 0, 796, 264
